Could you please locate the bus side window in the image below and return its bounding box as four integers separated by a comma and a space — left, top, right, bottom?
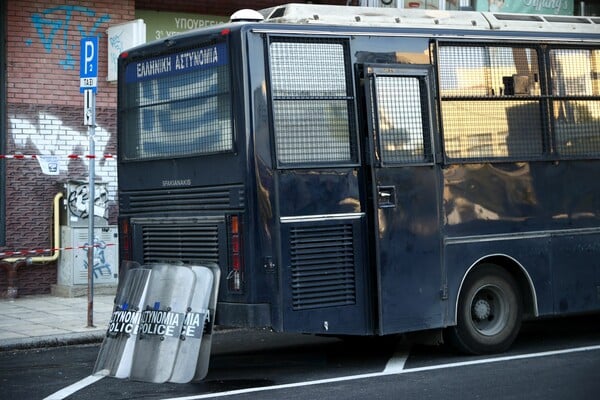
550, 47, 600, 158
371, 75, 432, 165
438, 44, 544, 161
268, 37, 358, 166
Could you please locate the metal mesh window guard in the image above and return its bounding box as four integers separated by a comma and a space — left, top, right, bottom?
122, 48, 232, 160
550, 48, 600, 157
269, 38, 356, 165
438, 44, 543, 160
373, 76, 432, 164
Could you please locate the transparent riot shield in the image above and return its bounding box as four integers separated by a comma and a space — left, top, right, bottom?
94, 263, 219, 383
94, 265, 151, 378
129, 264, 195, 383
170, 264, 220, 382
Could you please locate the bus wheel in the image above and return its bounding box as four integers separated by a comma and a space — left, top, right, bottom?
447, 264, 522, 354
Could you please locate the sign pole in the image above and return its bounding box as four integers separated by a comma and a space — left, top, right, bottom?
87, 94, 96, 328
80, 37, 98, 328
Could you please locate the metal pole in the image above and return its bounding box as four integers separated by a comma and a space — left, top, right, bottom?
80, 36, 98, 329
86, 91, 96, 328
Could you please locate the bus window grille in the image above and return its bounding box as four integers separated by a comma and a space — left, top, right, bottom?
121, 41, 233, 161
438, 43, 544, 161
269, 37, 358, 166
372, 75, 433, 164
549, 48, 600, 158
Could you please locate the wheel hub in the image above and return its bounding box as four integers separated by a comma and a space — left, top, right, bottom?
472, 299, 491, 321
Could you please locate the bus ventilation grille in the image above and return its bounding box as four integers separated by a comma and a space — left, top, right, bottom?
141, 223, 219, 264
290, 223, 357, 310
124, 184, 245, 214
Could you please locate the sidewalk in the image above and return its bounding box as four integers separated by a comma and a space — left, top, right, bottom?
0, 294, 115, 351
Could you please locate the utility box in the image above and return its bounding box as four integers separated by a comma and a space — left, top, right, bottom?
52, 181, 119, 297
58, 226, 119, 286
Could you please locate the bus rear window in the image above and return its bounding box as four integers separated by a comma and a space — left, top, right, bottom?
120, 42, 232, 160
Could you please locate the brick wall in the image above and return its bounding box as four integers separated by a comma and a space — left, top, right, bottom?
1, 1, 132, 296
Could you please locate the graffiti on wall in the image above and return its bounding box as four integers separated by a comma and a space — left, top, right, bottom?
67, 182, 109, 220
82, 237, 113, 279
26, 5, 111, 70
9, 111, 117, 205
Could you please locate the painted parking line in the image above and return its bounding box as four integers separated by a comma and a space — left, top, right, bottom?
42, 373, 106, 400
383, 347, 410, 374
162, 344, 600, 400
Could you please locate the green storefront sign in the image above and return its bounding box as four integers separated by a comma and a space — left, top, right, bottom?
136, 10, 228, 42
476, 0, 574, 15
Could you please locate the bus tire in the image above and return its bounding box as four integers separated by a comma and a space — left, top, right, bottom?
447, 264, 522, 355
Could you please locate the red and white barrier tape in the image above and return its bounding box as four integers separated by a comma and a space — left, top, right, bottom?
0, 243, 116, 259
0, 154, 116, 160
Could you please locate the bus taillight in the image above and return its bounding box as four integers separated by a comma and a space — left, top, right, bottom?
119, 218, 132, 261
229, 215, 243, 292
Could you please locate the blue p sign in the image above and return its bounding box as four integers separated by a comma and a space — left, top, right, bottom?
80, 37, 98, 93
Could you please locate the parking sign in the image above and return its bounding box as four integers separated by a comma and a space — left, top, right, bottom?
80, 37, 98, 93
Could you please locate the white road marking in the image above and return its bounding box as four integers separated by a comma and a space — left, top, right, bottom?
162, 344, 600, 400
42, 373, 106, 400
383, 347, 410, 373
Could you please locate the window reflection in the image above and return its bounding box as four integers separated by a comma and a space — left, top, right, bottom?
270, 39, 356, 165
374, 76, 428, 163
551, 49, 600, 156
439, 44, 543, 160
124, 62, 232, 160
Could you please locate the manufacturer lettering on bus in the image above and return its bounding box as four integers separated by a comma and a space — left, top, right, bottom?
162, 179, 192, 187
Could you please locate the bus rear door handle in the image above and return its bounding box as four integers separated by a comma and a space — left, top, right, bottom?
377, 186, 396, 208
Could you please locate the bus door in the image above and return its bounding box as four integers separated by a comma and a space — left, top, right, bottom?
362, 65, 444, 334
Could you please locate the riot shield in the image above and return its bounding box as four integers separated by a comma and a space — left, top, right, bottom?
93, 263, 220, 383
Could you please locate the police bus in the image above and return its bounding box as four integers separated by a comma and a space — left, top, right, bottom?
115, 4, 600, 357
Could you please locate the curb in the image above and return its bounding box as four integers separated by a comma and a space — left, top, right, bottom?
0, 331, 105, 352
0, 326, 246, 352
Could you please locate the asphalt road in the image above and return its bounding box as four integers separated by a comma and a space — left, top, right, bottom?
1, 314, 599, 400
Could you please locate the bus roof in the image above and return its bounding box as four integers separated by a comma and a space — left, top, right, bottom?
256, 3, 600, 35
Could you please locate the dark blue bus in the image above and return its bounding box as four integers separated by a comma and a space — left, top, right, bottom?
116, 4, 600, 355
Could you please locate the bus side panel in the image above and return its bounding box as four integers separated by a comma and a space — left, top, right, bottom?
276, 169, 373, 335
444, 237, 553, 325
551, 233, 600, 314
443, 160, 600, 322
279, 217, 371, 335
245, 29, 283, 331
538, 161, 600, 314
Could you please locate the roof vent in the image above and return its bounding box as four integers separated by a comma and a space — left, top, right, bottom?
230, 9, 265, 23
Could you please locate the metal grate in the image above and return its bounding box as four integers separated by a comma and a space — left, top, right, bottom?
142, 223, 219, 264
289, 224, 356, 310
441, 100, 544, 159
438, 44, 544, 160
122, 42, 232, 160
122, 185, 245, 214
269, 37, 357, 165
550, 48, 600, 157
372, 75, 432, 164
